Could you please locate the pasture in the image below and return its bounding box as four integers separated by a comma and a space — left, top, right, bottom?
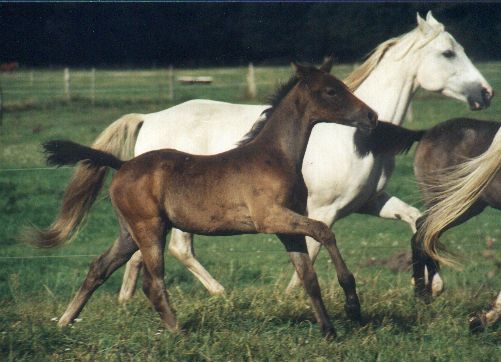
0, 64, 500, 361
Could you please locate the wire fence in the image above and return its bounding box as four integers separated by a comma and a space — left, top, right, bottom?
0, 65, 303, 110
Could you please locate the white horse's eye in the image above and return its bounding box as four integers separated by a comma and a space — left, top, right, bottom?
442, 50, 456, 59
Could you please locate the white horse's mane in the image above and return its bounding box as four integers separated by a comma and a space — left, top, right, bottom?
344, 19, 444, 92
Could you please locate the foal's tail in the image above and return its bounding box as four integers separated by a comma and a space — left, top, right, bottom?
44, 140, 124, 170
24, 114, 143, 248
420, 128, 501, 266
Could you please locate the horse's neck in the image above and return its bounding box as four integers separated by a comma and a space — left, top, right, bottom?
256, 100, 311, 170
354, 56, 419, 125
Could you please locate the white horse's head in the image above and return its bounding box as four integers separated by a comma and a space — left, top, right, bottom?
412, 11, 493, 110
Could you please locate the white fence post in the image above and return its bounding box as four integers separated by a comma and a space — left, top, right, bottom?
91, 68, 96, 105
0, 83, 3, 129
246, 62, 257, 99
64, 67, 71, 100
168, 65, 174, 101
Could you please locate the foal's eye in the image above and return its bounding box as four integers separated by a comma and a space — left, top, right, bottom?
442, 50, 456, 59
325, 88, 337, 96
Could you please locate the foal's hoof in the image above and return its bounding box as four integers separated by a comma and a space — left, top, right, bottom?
468, 313, 487, 333
345, 302, 361, 321
321, 326, 337, 340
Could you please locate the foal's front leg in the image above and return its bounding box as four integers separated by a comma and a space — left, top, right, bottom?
278, 234, 335, 338
254, 206, 361, 321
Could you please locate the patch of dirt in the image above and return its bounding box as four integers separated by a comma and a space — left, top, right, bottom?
362, 251, 412, 273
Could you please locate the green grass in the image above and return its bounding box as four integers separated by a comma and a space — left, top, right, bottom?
0, 63, 500, 361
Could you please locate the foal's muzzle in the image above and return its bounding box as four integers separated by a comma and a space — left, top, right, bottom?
354, 109, 378, 134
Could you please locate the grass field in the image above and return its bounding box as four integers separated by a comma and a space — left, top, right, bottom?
0, 63, 500, 361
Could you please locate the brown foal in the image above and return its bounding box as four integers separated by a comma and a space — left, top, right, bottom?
36, 64, 377, 338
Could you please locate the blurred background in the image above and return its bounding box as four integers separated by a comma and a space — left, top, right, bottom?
2, 2, 500, 67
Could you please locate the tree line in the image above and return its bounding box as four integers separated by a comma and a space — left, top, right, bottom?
1, 3, 499, 67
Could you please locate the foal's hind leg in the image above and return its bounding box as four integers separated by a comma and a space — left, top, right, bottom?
130, 219, 179, 331
58, 229, 138, 327
119, 229, 225, 302
278, 234, 335, 338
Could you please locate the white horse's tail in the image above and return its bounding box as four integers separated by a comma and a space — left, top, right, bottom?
420, 128, 501, 266
24, 114, 143, 248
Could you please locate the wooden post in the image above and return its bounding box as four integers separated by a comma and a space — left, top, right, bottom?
246, 62, 257, 99
91, 68, 96, 105
168, 65, 174, 101
30, 69, 34, 87
0, 83, 3, 129
64, 67, 71, 101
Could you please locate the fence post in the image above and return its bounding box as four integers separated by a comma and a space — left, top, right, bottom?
64, 67, 71, 101
0, 82, 3, 129
168, 65, 174, 101
246, 62, 257, 99
91, 68, 96, 105
30, 69, 34, 87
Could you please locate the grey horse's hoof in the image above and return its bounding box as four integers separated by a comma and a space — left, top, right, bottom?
468, 312, 486, 333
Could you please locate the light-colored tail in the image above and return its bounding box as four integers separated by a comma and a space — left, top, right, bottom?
24, 114, 144, 248
420, 128, 501, 266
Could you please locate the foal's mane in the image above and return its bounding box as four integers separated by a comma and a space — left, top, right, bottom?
237, 75, 299, 147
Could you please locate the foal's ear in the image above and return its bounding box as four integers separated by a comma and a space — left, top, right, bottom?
292, 62, 313, 81
319, 56, 335, 73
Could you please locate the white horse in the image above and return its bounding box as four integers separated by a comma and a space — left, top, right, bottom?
47, 12, 491, 300
418, 128, 500, 332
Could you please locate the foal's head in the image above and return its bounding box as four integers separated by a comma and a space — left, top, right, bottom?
294, 64, 378, 133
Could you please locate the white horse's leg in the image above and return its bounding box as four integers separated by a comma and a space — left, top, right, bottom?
360, 193, 421, 232
286, 207, 337, 292
118, 250, 143, 303
360, 192, 444, 297
168, 229, 225, 295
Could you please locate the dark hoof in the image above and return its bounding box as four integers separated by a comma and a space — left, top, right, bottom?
321, 326, 336, 340
414, 287, 433, 304
345, 302, 361, 321
468, 313, 486, 333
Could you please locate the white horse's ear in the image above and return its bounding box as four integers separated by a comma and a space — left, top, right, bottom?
416, 12, 426, 26
426, 11, 442, 29
417, 12, 432, 35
